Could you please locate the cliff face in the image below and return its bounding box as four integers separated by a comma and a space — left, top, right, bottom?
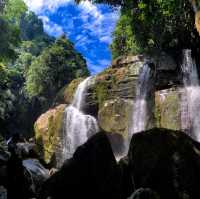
89, 53, 182, 136
34, 53, 183, 165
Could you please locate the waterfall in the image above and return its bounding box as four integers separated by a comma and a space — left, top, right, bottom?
61, 77, 99, 164
130, 63, 151, 134
181, 49, 200, 141
116, 63, 152, 160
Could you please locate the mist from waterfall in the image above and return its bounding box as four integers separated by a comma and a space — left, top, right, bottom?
181, 49, 200, 141
61, 77, 99, 165
130, 63, 151, 134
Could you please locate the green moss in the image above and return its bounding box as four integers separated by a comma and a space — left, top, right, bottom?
35, 104, 65, 165
93, 82, 109, 108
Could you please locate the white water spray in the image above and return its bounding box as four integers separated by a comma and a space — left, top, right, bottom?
61, 77, 99, 164
181, 49, 200, 141
130, 63, 151, 134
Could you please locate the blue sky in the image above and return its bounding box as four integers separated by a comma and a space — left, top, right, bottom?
23, 0, 120, 74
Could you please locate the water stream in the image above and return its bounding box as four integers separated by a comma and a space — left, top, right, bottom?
61, 77, 99, 164
181, 49, 200, 141
130, 63, 151, 134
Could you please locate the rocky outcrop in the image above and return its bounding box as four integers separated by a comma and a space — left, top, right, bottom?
34, 104, 66, 165
39, 132, 122, 199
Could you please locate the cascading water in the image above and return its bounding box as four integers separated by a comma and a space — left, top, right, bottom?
181, 49, 200, 141
130, 63, 151, 134
61, 77, 99, 165
115, 62, 152, 160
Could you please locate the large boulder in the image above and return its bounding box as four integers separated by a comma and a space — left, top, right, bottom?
39, 132, 123, 199
34, 104, 66, 166
126, 128, 200, 199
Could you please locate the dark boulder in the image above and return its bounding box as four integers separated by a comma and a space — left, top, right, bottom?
39, 132, 123, 199
127, 128, 200, 199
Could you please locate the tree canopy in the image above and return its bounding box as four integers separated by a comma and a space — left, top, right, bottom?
25, 36, 89, 98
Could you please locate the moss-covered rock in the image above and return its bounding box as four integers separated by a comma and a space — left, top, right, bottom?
98, 98, 133, 138
155, 88, 181, 130
54, 78, 84, 105
34, 104, 66, 166
91, 56, 144, 109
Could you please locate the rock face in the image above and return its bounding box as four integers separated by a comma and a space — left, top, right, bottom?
90, 54, 181, 137
155, 88, 181, 130
126, 128, 200, 199
39, 128, 200, 199
34, 104, 66, 165
98, 98, 133, 138
39, 132, 122, 199
34, 54, 183, 165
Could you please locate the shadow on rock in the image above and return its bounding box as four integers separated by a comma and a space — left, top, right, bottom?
39, 132, 123, 199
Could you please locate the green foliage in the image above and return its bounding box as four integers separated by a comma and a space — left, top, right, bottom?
131, 0, 197, 52
25, 36, 89, 98
4, 0, 27, 24
92, 0, 200, 57
0, 64, 16, 121
0, 0, 7, 13
20, 11, 52, 41
94, 82, 109, 107
0, 17, 20, 61
111, 12, 142, 59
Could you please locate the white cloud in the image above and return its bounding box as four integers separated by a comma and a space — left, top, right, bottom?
87, 60, 105, 74
77, 1, 120, 44
98, 59, 110, 66
79, 0, 101, 19
39, 16, 64, 37
99, 36, 112, 44
23, 0, 73, 13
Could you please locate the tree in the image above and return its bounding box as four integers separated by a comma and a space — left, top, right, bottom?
0, 0, 27, 62
25, 36, 89, 98
3, 0, 27, 25
0, 0, 7, 13
0, 17, 20, 62
111, 11, 141, 59
20, 11, 48, 41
